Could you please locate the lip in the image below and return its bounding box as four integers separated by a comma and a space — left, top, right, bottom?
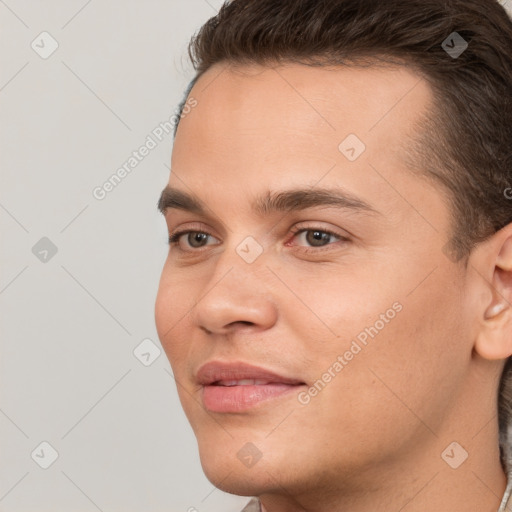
197, 361, 306, 413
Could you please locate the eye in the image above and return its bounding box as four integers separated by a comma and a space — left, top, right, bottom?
295, 229, 339, 247
167, 225, 349, 254
288, 226, 348, 251
168, 230, 219, 250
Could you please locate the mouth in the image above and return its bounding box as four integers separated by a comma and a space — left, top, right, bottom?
197, 361, 306, 413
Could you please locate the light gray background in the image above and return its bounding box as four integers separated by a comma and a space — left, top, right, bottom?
0, 1, 250, 511
2, 1, 512, 512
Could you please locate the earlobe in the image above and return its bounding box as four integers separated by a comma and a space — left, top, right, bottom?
475, 300, 512, 360
473, 225, 512, 361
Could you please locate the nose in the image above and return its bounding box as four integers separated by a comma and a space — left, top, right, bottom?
190, 260, 278, 336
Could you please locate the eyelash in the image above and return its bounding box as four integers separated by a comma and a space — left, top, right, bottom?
167, 224, 349, 254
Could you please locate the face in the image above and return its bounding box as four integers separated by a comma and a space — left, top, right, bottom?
155, 63, 480, 501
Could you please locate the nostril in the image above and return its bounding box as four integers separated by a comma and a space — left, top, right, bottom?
225, 320, 255, 329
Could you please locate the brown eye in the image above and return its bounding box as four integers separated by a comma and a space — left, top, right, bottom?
294, 229, 341, 248
286, 225, 350, 254
168, 230, 219, 250
305, 230, 334, 247
187, 232, 209, 248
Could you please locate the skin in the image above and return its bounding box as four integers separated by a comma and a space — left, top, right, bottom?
155, 62, 512, 512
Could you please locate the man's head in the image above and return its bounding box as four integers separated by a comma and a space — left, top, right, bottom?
156, 1, 512, 508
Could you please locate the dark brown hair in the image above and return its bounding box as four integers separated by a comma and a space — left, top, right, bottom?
176, 0, 512, 469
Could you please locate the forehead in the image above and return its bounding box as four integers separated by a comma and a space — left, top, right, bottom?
170, 62, 439, 223
173, 62, 432, 165
182, 62, 430, 135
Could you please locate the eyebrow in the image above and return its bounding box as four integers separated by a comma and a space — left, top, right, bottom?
157, 186, 380, 219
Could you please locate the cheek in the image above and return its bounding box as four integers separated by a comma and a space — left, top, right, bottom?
340, 266, 469, 429
272, 258, 404, 356
282, 257, 469, 416
276, 272, 468, 472
154, 262, 199, 365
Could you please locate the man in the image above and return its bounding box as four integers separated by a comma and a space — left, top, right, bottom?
155, 0, 512, 510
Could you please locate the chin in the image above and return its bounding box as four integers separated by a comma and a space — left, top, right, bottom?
200, 456, 276, 497
193, 431, 280, 495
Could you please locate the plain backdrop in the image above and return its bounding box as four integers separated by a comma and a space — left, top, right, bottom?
1, 1, 511, 511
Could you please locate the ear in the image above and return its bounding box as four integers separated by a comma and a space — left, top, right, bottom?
474, 222, 512, 360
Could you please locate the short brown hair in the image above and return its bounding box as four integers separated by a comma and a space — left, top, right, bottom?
176, 0, 512, 470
